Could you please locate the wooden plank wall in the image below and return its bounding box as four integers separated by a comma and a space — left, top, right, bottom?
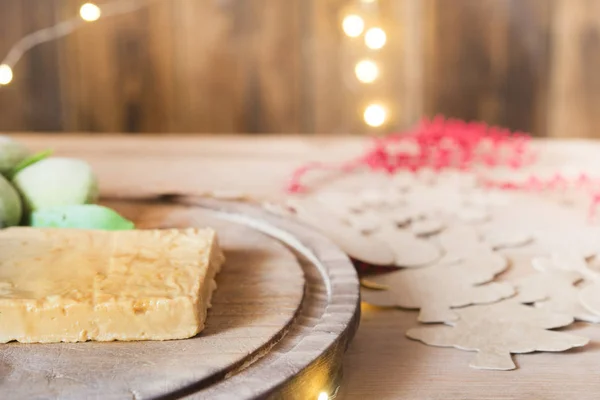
0, 0, 598, 137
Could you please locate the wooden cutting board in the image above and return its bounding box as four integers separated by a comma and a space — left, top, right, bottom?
0, 197, 360, 400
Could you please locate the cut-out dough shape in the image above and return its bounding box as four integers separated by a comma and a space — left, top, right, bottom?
358, 189, 387, 208
416, 169, 438, 185
361, 261, 514, 323
289, 197, 440, 267
344, 212, 380, 234
374, 225, 441, 268
314, 191, 362, 216
385, 206, 427, 226
405, 186, 463, 216
438, 225, 480, 251
313, 195, 441, 267
457, 208, 490, 223
485, 231, 534, 250
532, 252, 600, 282
288, 198, 395, 266
438, 225, 507, 273
389, 209, 414, 226
436, 170, 478, 189
385, 191, 406, 207
367, 190, 405, 208
589, 252, 600, 270
390, 171, 416, 191
317, 188, 403, 214
410, 218, 445, 237
579, 281, 600, 317
334, 189, 405, 209
406, 300, 590, 370
534, 229, 600, 260
461, 188, 511, 208
514, 270, 600, 323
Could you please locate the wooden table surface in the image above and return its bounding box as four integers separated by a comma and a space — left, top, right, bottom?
14, 134, 600, 400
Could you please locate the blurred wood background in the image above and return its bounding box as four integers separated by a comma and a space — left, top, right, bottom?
0, 0, 598, 137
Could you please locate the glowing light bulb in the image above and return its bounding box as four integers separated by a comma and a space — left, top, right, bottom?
364, 104, 387, 127
80, 3, 101, 22
0, 64, 13, 85
365, 27, 387, 49
342, 15, 364, 37
355, 59, 379, 83
317, 392, 329, 400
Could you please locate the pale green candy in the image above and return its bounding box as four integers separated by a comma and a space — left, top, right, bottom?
0, 135, 29, 175
12, 157, 99, 212
0, 174, 22, 227
31, 204, 134, 230
7, 149, 52, 179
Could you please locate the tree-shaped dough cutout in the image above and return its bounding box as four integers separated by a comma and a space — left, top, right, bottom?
361, 261, 514, 323
514, 270, 600, 323
580, 281, 600, 317
406, 300, 589, 370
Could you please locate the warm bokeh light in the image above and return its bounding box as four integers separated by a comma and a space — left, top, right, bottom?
364, 104, 387, 127
342, 15, 365, 37
365, 27, 387, 49
80, 3, 101, 22
0, 64, 13, 85
318, 392, 329, 400
355, 59, 379, 83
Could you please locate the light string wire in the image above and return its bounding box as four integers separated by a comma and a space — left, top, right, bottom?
3, 0, 387, 130
0, 0, 157, 85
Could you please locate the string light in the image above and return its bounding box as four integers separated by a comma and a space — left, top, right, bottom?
364, 104, 387, 127
342, 15, 365, 37
0, 65, 13, 85
355, 59, 378, 83
0, 0, 156, 87
80, 3, 102, 22
340, 2, 390, 128
365, 27, 387, 49
317, 392, 329, 400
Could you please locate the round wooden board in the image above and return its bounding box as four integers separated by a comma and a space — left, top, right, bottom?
0, 197, 360, 400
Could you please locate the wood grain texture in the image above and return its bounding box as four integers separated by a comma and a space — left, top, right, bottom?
13, 133, 369, 200
0, 0, 28, 131
1, 203, 306, 399
15, 133, 600, 202
548, 0, 600, 138
13, 133, 600, 399
23, 0, 63, 131
424, 0, 552, 136
0, 196, 360, 399
340, 252, 600, 400
1, 0, 596, 136
176, 197, 360, 400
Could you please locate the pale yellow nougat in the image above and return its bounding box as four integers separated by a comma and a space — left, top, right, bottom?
0, 227, 224, 343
